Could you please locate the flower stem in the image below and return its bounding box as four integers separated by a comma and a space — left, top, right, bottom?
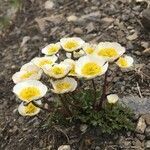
91, 79, 96, 102
98, 69, 109, 110
58, 95, 72, 117
32, 101, 51, 113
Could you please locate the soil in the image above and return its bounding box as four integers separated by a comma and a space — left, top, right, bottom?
0, 0, 150, 149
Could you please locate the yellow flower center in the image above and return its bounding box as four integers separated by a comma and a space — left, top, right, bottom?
48, 45, 59, 54
85, 47, 94, 54
21, 71, 36, 79
117, 57, 128, 67
25, 103, 38, 114
38, 59, 52, 67
56, 82, 71, 91
81, 62, 101, 76
52, 67, 64, 75
19, 87, 40, 101
98, 48, 118, 57
64, 40, 79, 50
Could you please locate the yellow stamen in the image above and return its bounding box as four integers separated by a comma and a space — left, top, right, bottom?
48, 45, 59, 54
21, 71, 36, 79
85, 47, 94, 54
81, 62, 101, 76
98, 48, 118, 57
64, 40, 79, 49
38, 59, 52, 67
56, 82, 71, 91
52, 67, 64, 75
117, 57, 128, 67
19, 87, 40, 101
25, 103, 38, 114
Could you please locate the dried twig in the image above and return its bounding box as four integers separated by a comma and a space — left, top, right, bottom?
136, 82, 143, 98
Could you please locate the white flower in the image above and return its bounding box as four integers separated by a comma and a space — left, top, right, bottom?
31, 55, 57, 68
13, 80, 47, 102
83, 43, 97, 55
63, 59, 77, 76
12, 70, 42, 84
43, 62, 72, 79
50, 77, 77, 94
12, 62, 43, 84
116, 55, 134, 68
42, 42, 61, 55
75, 55, 108, 79
60, 37, 85, 52
95, 42, 125, 62
107, 94, 119, 104
18, 100, 41, 116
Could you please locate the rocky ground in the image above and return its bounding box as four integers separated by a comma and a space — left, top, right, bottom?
0, 0, 150, 149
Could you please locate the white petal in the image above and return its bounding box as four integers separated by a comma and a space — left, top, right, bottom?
13, 80, 47, 101
107, 94, 119, 104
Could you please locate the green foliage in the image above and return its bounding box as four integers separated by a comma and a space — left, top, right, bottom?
0, 16, 10, 30
9, 0, 22, 9
43, 89, 134, 134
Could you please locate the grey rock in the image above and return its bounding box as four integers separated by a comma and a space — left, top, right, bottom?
145, 140, 150, 149
145, 126, 150, 139
95, 146, 101, 150
73, 28, 83, 34
120, 96, 150, 115
141, 8, 150, 31
132, 138, 143, 148
142, 114, 150, 125
142, 48, 150, 56
126, 32, 138, 41
86, 22, 95, 33
136, 134, 145, 141
58, 145, 71, 150
136, 117, 146, 134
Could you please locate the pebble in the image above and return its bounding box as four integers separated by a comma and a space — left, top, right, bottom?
136, 134, 145, 141
142, 114, 150, 125
86, 22, 95, 33
80, 124, 88, 132
73, 27, 83, 34
145, 126, 150, 139
136, 117, 146, 134
58, 145, 71, 150
142, 48, 150, 56
141, 41, 149, 48
145, 140, 150, 149
126, 32, 138, 41
44, 0, 54, 10
67, 15, 78, 22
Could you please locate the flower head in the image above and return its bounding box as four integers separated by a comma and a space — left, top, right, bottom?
75, 56, 108, 79
116, 55, 134, 68
107, 94, 119, 104
43, 62, 71, 79
31, 56, 57, 68
50, 77, 77, 94
13, 80, 47, 102
95, 42, 125, 62
83, 43, 97, 55
42, 42, 61, 55
12, 62, 43, 84
60, 37, 85, 52
18, 100, 41, 116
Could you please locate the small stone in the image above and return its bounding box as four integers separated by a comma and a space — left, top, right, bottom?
145, 126, 150, 139
136, 117, 146, 134
126, 32, 138, 41
73, 27, 83, 34
95, 146, 101, 150
132, 138, 143, 147
136, 134, 145, 141
145, 140, 150, 149
142, 114, 150, 125
86, 22, 95, 33
58, 145, 71, 150
44, 1, 54, 10
67, 15, 78, 22
141, 8, 150, 31
142, 48, 150, 56
141, 41, 149, 48
80, 124, 88, 132
20, 36, 31, 47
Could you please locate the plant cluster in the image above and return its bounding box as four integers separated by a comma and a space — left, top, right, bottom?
12, 37, 134, 133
